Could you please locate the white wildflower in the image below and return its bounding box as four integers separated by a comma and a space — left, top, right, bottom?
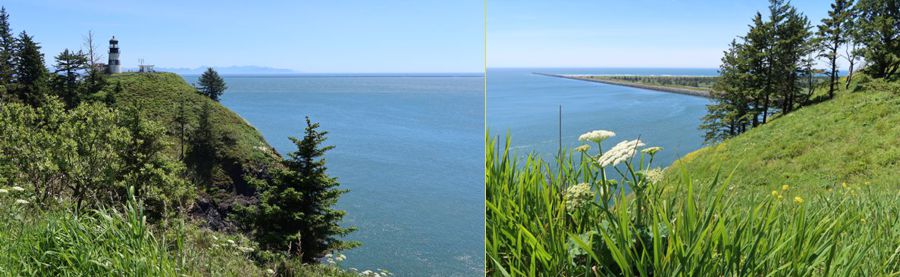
265, 268, 275, 275
574, 144, 591, 152
212, 235, 219, 241
361, 270, 373, 276
578, 130, 615, 143
325, 253, 333, 258
597, 139, 645, 167
640, 168, 665, 184
15, 199, 28, 204
641, 146, 663, 155
11, 186, 24, 192
238, 246, 254, 253
226, 239, 235, 245
564, 183, 593, 213
336, 253, 346, 261
0, 189, 7, 194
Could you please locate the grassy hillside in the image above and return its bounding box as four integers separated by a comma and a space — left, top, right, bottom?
486, 76, 899, 276
105, 72, 281, 229
670, 76, 900, 197
107, 72, 279, 166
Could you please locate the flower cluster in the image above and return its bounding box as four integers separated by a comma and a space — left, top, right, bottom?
211, 235, 254, 254
324, 252, 347, 264
0, 185, 29, 205
575, 144, 591, 152
639, 168, 665, 184
578, 130, 615, 143
641, 146, 663, 155
564, 183, 594, 213
597, 139, 645, 167
350, 268, 393, 277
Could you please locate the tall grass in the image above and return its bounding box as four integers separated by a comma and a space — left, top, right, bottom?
0, 186, 360, 276
486, 134, 900, 276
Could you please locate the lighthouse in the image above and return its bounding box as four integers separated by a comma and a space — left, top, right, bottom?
107, 36, 121, 74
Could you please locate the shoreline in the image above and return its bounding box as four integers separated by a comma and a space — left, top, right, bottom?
534, 72, 712, 98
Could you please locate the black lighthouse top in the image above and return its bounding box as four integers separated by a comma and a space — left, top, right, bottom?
109, 36, 119, 54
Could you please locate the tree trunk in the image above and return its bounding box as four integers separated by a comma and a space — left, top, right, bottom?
846, 60, 855, 89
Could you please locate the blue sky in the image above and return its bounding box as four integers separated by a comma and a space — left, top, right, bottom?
488, 0, 836, 69
2, 0, 483, 73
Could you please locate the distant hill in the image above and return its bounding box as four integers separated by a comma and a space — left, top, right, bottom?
128, 65, 298, 75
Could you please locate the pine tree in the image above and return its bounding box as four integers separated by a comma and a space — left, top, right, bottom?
248, 117, 358, 262
818, 0, 853, 98
52, 48, 88, 108
844, 5, 864, 88
13, 31, 49, 107
118, 104, 192, 219
196, 67, 227, 101
854, 0, 899, 78
0, 7, 15, 89
186, 102, 217, 186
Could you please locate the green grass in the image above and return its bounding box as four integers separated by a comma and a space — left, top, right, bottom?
107, 72, 280, 177
670, 76, 900, 200
486, 78, 900, 276
0, 188, 357, 276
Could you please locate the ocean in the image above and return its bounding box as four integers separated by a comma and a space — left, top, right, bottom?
487, 68, 715, 169
183, 74, 484, 276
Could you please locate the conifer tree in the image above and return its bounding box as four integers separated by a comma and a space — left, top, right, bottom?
13, 31, 49, 107
844, 5, 864, 88
52, 48, 88, 108
186, 102, 217, 186
196, 67, 227, 101
0, 7, 15, 90
854, 0, 899, 78
818, 0, 853, 98
247, 117, 358, 262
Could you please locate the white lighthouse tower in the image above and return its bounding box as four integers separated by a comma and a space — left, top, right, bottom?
107, 36, 121, 74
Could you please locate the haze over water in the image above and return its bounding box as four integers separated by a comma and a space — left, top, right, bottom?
487, 68, 715, 168
184, 74, 484, 276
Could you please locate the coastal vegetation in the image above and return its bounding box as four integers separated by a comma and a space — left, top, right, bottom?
487, 0, 899, 276
584, 75, 718, 92
0, 7, 376, 276
702, 0, 898, 142
486, 79, 900, 274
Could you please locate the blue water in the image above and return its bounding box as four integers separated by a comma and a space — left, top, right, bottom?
487, 68, 714, 169
183, 74, 484, 276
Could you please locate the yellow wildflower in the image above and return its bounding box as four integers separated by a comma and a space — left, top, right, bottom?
771, 190, 779, 197
793, 196, 804, 204
781, 184, 789, 191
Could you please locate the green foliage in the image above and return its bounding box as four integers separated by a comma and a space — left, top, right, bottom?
486, 132, 899, 276
673, 77, 900, 200
703, 0, 816, 143
0, 7, 14, 89
241, 117, 358, 263
12, 31, 49, 107
51, 48, 89, 108
0, 98, 192, 217
588, 75, 717, 91
118, 104, 194, 219
186, 102, 219, 186
107, 72, 279, 186
0, 187, 351, 276
196, 67, 227, 102
817, 0, 854, 98
854, 0, 900, 79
